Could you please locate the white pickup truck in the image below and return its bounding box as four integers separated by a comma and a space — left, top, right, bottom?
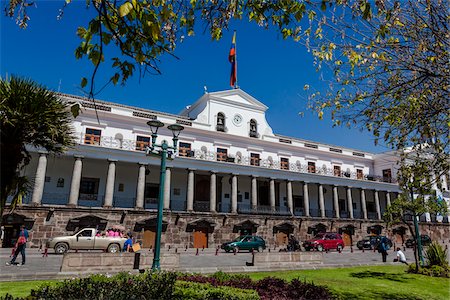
46, 228, 127, 254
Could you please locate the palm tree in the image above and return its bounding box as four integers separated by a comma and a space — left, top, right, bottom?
0, 76, 75, 217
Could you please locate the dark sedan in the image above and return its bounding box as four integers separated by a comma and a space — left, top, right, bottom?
357, 236, 392, 250
221, 235, 266, 253
405, 235, 432, 248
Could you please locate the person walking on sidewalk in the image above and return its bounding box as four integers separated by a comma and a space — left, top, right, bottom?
6, 225, 29, 266
377, 236, 389, 263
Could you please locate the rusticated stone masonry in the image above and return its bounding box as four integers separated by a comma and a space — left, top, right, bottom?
2, 205, 449, 249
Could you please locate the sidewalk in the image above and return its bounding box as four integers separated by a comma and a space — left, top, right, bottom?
0, 247, 409, 282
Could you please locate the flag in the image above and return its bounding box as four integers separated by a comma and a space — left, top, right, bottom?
228, 31, 237, 88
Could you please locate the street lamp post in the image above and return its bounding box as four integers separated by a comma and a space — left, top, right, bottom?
410, 186, 424, 266
146, 120, 184, 271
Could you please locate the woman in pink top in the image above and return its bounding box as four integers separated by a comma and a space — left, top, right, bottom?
113, 230, 119, 237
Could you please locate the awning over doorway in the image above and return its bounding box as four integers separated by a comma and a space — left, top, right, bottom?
273, 222, 294, 234
367, 225, 383, 235
133, 218, 168, 232
393, 226, 407, 235
66, 215, 108, 231
1, 213, 34, 230
232, 219, 259, 234
339, 224, 356, 235
307, 223, 327, 235
186, 219, 216, 232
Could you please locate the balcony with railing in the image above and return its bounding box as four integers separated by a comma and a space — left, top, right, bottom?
237, 203, 290, 215
75, 133, 396, 184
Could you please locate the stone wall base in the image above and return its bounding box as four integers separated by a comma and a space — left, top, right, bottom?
60, 252, 179, 272
2, 205, 449, 249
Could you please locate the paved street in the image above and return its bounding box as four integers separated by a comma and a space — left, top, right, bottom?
0, 246, 434, 281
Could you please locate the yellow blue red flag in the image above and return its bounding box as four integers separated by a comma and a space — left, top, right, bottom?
228, 31, 237, 88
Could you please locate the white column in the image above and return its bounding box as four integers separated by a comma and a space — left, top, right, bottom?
187, 169, 194, 211
163, 168, 171, 210
286, 181, 293, 215
269, 178, 276, 210
251, 176, 258, 209
318, 184, 325, 218
68, 155, 83, 206
210, 171, 216, 213
346, 187, 353, 219
103, 159, 117, 207
231, 174, 238, 213
375, 190, 381, 220
361, 189, 367, 219
333, 185, 340, 218
31, 152, 47, 206
386, 192, 391, 207
135, 163, 146, 209
303, 182, 310, 217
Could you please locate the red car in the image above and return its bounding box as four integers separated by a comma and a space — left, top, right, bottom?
303, 232, 345, 252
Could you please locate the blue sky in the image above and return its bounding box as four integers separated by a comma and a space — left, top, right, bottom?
1, 1, 389, 153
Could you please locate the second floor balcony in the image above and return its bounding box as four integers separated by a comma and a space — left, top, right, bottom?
75, 132, 396, 184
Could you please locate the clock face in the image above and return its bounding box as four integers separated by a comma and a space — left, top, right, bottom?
233, 114, 243, 126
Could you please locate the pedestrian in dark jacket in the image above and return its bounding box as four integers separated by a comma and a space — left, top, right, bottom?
377, 236, 389, 262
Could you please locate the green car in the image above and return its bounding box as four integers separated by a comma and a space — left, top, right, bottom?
221, 235, 266, 253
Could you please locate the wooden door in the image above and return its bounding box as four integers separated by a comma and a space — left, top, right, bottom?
395, 234, 403, 245
143, 230, 156, 248
342, 232, 352, 246
193, 228, 208, 248
276, 231, 288, 246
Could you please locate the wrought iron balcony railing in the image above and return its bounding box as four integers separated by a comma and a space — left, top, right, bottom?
75, 133, 397, 184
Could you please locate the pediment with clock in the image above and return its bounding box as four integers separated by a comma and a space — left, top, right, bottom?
180, 89, 275, 139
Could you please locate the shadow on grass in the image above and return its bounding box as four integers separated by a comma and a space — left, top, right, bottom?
349, 271, 411, 282
337, 290, 423, 300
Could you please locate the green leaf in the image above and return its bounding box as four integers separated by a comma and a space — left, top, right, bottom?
81, 77, 88, 88
70, 103, 80, 118
119, 2, 133, 17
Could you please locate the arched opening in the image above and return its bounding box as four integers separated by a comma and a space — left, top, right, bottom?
249, 119, 258, 138
216, 113, 226, 132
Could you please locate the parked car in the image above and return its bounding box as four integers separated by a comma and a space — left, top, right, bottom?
405, 235, 432, 248
46, 228, 127, 254
356, 236, 392, 250
221, 235, 266, 253
303, 232, 344, 252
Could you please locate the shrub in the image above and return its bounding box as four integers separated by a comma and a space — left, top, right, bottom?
407, 263, 450, 278
177, 272, 334, 300
425, 242, 449, 267
174, 281, 259, 300
29, 271, 177, 300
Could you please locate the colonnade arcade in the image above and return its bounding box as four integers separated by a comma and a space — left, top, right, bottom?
27, 152, 396, 221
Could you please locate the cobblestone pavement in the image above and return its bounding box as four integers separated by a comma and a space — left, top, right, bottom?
0, 244, 448, 281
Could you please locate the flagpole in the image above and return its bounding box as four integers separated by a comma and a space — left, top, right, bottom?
234, 30, 238, 89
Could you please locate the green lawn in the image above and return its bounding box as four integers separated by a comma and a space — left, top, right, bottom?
0, 280, 58, 298
0, 266, 448, 299
248, 265, 450, 300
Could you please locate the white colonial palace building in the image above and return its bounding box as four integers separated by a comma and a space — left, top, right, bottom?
3, 89, 449, 249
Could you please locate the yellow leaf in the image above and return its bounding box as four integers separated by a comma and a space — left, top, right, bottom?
119, 2, 133, 17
